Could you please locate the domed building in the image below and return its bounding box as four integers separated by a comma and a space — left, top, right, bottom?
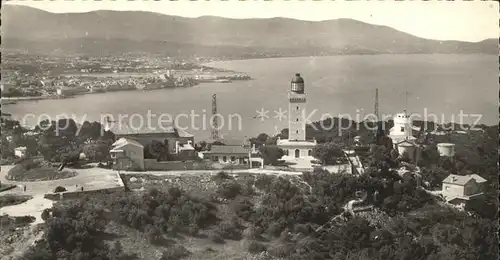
277, 73, 317, 165
388, 111, 420, 146
388, 111, 422, 164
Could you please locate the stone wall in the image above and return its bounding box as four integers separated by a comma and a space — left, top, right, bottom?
44, 186, 126, 201
143, 159, 251, 171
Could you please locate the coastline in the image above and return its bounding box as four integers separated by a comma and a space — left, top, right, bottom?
1, 77, 251, 104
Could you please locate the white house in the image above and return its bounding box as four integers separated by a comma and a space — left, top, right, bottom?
14, 147, 27, 158
110, 138, 145, 171
442, 174, 487, 206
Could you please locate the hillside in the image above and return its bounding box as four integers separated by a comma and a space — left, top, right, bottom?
2, 5, 497, 57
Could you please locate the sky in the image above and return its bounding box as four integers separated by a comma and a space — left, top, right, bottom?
6, 0, 499, 42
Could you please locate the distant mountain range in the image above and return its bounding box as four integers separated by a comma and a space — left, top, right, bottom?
2, 5, 498, 57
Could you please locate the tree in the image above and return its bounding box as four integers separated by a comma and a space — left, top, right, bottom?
250, 133, 270, 148
82, 141, 111, 162
1, 136, 14, 158
78, 121, 102, 141
418, 144, 441, 167
55, 118, 78, 138
312, 142, 344, 165
60, 150, 81, 165
260, 145, 285, 165
144, 140, 166, 160
195, 141, 208, 152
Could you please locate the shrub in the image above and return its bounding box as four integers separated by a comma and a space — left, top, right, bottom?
160, 245, 190, 260
0, 183, 16, 192
0, 195, 32, 208
254, 175, 275, 192
110, 187, 217, 234
231, 197, 254, 220
216, 181, 242, 199
204, 247, 216, 252
210, 233, 225, 244
243, 226, 263, 240
14, 215, 36, 225
41, 209, 51, 221
216, 218, 243, 240
145, 225, 164, 245
247, 240, 267, 254
53, 186, 67, 193
267, 243, 294, 258
211, 171, 233, 182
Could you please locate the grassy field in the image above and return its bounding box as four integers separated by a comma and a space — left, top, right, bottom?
0, 195, 33, 209
0, 183, 17, 193
6, 158, 77, 182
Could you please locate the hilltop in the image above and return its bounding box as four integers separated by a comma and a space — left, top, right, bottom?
2, 5, 497, 57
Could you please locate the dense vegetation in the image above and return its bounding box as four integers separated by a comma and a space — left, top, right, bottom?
24, 187, 219, 260
9, 115, 498, 259
1, 117, 114, 164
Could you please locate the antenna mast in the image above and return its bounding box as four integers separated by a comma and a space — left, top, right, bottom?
374, 88, 379, 121
211, 94, 220, 141
405, 91, 408, 115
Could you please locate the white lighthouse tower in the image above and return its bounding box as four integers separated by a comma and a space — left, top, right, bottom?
277, 73, 316, 163
288, 73, 306, 141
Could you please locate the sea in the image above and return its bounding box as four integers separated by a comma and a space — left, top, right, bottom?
3, 54, 497, 141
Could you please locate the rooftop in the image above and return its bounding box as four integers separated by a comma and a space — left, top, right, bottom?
205, 145, 251, 155
442, 174, 487, 186
105, 120, 193, 138
111, 138, 144, 150
277, 139, 316, 147
437, 143, 455, 147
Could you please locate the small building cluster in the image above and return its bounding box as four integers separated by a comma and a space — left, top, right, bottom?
388, 112, 422, 164
201, 140, 263, 169
105, 118, 264, 171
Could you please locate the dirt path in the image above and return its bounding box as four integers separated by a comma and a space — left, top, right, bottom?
0, 194, 54, 225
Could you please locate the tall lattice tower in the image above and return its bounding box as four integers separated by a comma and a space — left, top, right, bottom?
374, 88, 383, 143
374, 88, 379, 121
211, 94, 220, 141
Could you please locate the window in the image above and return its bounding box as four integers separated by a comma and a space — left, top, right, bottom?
308, 150, 312, 156
296, 106, 299, 110
213, 156, 219, 162
231, 156, 236, 162
296, 130, 299, 134
296, 118, 299, 122
400, 127, 405, 132
223, 156, 227, 162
